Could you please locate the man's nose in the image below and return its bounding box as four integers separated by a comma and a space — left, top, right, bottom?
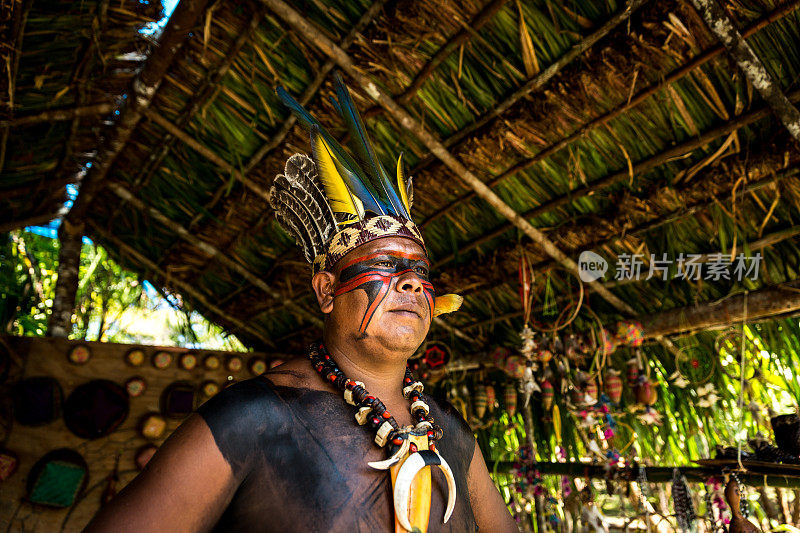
396, 271, 423, 293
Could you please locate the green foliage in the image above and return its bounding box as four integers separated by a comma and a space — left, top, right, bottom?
0, 230, 245, 351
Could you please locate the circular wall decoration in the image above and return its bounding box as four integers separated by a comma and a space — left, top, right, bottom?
249, 358, 267, 376
179, 353, 197, 370
134, 444, 158, 470
160, 382, 196, 419
422, 342, 449, 369
0, 449, 19, 481
152, 351, 173, 369
67, 344, 91, 365
226, 356, 243, 373
126, 349, 145, 367
203, 354, 221, 370
201, 381, 220, 397
139, 413, 167, 440
64, 380, 129, 439
26, 449, 88, 508
125, 377, 147, 398
13, 377, 63, 426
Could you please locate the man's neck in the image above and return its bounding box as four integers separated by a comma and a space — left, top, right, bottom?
321, 330, 412, 404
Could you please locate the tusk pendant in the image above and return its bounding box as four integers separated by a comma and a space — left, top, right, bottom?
368, 438, 410, 470
393, 450, 457, 532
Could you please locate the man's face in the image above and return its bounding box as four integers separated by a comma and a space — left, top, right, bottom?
316, 237, 434, 351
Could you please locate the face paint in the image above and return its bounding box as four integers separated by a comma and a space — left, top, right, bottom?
334, 251, 435, 335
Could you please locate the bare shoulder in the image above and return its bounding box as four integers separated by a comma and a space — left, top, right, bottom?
261, 357, 319, 389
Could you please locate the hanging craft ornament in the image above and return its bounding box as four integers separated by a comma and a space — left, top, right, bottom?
671, 468, 696, 532
309, 342, 453, 532
604, 370, 623, 405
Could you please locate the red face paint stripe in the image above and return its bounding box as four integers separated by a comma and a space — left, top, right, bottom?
359, 279, 391, 334
334, 272, 387, 296
339, 251, 430, 271
333, 269, 420, 296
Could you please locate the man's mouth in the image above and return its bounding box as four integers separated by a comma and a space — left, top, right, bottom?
389, 306, 422, 318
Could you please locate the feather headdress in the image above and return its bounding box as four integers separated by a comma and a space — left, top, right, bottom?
270, 73, 461, 316
270, 72, 421, 271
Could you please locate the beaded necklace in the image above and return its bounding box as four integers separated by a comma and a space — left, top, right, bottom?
308, 341, 456, 532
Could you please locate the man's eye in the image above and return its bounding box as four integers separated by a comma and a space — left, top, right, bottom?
374, 260, 393, 267
415, 267, 429, 276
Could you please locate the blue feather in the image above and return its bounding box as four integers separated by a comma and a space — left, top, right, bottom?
277, 86, 385, 216
332, 72, 409, 219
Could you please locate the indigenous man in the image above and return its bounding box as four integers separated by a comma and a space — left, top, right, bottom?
86, 75, 518, 532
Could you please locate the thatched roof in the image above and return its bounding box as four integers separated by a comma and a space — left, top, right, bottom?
4, 1, 800, 360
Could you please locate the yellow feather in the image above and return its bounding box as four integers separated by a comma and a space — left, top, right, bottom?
397, 153, 410, 213
432, 293, 463, 318
312, 131, 363, 222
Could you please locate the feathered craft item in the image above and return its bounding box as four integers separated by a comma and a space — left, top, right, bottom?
270, 72, 461, 317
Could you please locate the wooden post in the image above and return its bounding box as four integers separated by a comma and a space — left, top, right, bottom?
47, 0, 210, 338
48, 221, 83, 337
690, 0, 800, 142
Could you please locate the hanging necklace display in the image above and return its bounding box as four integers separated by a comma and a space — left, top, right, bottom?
309, 342, 455, 533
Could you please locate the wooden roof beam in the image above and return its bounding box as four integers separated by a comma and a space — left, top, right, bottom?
48, 0, 212, 336
261, 0, 637, 317
105, 181, 324, 328
0, 102, 115, 127
87, 221, 276, 349
691, 0, 800, 142
432, 89, 800, 268
419, 0, 800, 229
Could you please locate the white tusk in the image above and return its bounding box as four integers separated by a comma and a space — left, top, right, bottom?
368, 438, 409, 470
393, 450, 456, 531
435, 450, 457, 524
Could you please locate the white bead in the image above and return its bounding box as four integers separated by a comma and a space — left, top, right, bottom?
375, 421, 394, 447
355, 407, 371, 425
402, 381, 424, 399
410, 400, 429, 416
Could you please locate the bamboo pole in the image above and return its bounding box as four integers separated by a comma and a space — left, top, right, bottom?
87, 221, 276, 349
411, 0, 653, 174
260, 0, 637, 318
416, 0, 800, 219
690, 0, 800, 142
122, 8, 266, 203
495, 461, 800, 489
1, 102, 115, 127
432, 90, 800, 268
47, 0, 211, 337
0, 212, 61, 233
106, 181, 324, 327
641, 282, 800, 338
143, 109, 271, 201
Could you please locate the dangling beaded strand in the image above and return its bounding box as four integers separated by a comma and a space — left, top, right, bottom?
308, 341, 443, 451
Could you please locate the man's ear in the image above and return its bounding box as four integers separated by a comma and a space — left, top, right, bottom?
311, 271, 336, 313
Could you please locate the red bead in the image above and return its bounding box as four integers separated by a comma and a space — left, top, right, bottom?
410, 443, 418, 453
382, 411, 391, 419
365, 395, 375, 401
427, 431, 434, 438
346, 380, 356, 389
371, 417, 381, 425
392, 437, 403, 445
404, 377, 412, 384
324, 354, 330, 360
327, 374, 336, 382
430, 443, 436, 451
